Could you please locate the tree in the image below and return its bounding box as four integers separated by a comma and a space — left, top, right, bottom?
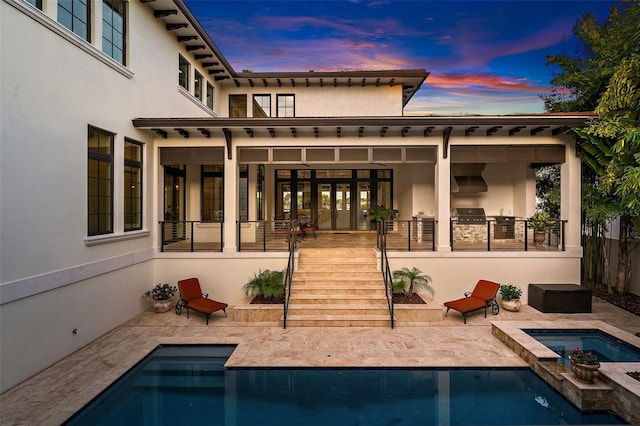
544, 0, 640, 294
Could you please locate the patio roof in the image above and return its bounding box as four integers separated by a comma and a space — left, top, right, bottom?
132, 113, 596, 140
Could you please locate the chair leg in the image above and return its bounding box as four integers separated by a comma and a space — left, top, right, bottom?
445, 308, 450, 317
222, 308, 227, 318
462, 314, 467, 324
205, 314, 210, 325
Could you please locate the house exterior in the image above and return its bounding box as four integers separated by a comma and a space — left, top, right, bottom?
1, 0, 590, 392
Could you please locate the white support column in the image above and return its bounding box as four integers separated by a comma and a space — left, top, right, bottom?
561, 139, 582, 251
435, 146, 451, 251
223, 150, 238, 252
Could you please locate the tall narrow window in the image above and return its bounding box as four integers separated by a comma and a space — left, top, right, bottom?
252, 95, 271, 117
178, 55, 189, 89
256, 164, 265, 220
277, 94, 295, 117
201, 165, 224, 221
58, 0, 90, 41
206, 82, 214, 109
194, 71, 203, 100
88, 126, 114, 236
124, 139, 142, 231
102, 0, 126, 64
229, 95, 247, 117
25, 0, 42, 10
239, 165, 249, 222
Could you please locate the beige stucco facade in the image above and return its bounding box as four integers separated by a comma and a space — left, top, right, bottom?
1, 0, 594, 393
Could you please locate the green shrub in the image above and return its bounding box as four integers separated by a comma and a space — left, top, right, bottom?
242, 269, 285, 301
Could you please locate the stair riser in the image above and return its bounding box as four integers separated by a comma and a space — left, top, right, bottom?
291, 288, 386, 296
294, 271, 381, 279
287, 308, 389, 315
284, 319, 391, 327
297, 264, 378, 271
289, 298, 387, 305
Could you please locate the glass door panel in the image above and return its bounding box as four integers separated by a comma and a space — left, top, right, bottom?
317, 183, 332, 230
163, 166, 185, 241
335, 182, 350, 230
357, 182, 370, 230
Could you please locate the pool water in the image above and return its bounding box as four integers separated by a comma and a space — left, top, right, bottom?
524, 329, 640, 366
64, 345, 624, 425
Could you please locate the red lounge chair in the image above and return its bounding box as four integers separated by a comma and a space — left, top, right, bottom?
175, 278, 228, 324
444, 280, 500, 324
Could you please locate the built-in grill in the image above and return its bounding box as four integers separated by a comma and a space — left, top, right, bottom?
455, 208, 486, 224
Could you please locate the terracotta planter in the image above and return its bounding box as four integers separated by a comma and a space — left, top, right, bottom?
152, 299, 172, 313
570, 361, 600, 383
501, 299, 522, 312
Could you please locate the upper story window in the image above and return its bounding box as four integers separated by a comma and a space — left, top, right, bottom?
206, 82, 214, 109
229, 94, 247, 117
88, 126, 114, 236
253, 95, 271, 117
178, 55, 189, 89
124, 139, 143, 232
102, 0, 126, 65
58, 0, 90, 41
25, 0, 42, 10
194, 71, 203, 101
277, 94, 295, 117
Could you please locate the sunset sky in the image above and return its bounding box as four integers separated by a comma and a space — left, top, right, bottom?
183, 0, 618, 115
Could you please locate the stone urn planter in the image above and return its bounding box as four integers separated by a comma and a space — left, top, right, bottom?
152, 299, 172, 313
533, 231, 547, 246
570, 361, 600, 383
501, 299, 522, 312
499, 283, 522, 312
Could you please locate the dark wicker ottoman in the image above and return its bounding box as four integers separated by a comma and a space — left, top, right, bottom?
528, 284, 592, 313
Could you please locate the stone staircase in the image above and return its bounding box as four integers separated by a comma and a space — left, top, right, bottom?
283, 248, 392, 327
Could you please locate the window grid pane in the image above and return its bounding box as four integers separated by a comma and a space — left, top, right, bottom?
124, 140, 142, 231
206, 82, 214, 109
58, 0, 89, 41
88, 127, 114, 236
277, 95, 295, 117
252, 95, 271, 117
194, 71, 203, 100
178, 55, 189, 89
102, 0, 126, 65
229, 95, 247, 118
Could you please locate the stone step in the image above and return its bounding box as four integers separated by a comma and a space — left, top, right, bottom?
294, 270, 381, 279
283, 314, 391, 327
296, 262, 378, 271
288, 294, 388, 305
290, 286, 386, 296
286, 304, 389, 316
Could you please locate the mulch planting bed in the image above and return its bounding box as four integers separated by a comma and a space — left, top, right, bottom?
582, 282, 640, 316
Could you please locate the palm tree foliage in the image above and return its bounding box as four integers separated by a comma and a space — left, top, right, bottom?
545, 0, 639, 294
242, 269, 285, 301
392, 267, 434, 296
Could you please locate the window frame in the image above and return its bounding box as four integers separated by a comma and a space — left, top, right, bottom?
25, 0, 43, 10
124, 139, 143, 232
194, 70, 203, 101
229, 94, 247, 118
102, 0, 126, 65
276, 94, 295, 117
201, 165, 224, 222
88, 125, 114, 236
178, 55, 190, 90
252, 94, 271, 117
206, 81, 214, 109
57, 0, 90, 41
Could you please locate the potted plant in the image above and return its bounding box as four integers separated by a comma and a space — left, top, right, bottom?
499, 283, 522, 311
142, 283, 177, 313
568, 347, 600, 383
366, 205, 399, 232
527, 211, 556, 246
392, 267, 434, 304
242, 269, 285, 303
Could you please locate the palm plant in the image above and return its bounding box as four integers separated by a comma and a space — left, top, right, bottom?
392, 267, 434, 296
242, 269, 285, 301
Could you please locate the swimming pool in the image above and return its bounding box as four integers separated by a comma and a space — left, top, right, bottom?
524, 329, 640, 365
64, 344, 624, 425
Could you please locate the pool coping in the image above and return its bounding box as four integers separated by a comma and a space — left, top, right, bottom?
492, 320, 640, 424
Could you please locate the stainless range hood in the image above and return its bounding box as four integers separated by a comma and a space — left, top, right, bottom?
451, 164, 488, 193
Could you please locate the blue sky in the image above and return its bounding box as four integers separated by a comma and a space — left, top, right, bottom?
183, 0, 618, 115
